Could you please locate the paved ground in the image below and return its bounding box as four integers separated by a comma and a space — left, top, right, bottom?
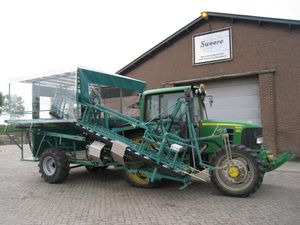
0, 145, 299, 225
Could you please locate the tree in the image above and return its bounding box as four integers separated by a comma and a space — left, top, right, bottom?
0, 92, 4, 115
3, 94, 25, 117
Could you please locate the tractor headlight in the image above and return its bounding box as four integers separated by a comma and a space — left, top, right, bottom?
256, 137, 263, 144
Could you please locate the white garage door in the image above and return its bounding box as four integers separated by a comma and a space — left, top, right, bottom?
203, 77, 261, 124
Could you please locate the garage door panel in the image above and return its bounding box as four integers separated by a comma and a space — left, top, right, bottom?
206, 78, 258, 88
207, 104, 260, 112
203, 77, 261, 124
207, 107, 260, 117
207, 85, 259, 98
212, 96, 260, 108
213, 95, 260, 106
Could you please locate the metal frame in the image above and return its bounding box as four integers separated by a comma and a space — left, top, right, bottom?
4, 67, 294, 190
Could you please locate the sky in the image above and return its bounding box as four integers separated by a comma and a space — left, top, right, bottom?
0, 0, 299, 95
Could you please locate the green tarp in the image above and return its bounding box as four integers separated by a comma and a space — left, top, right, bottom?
78, 67, 147, 103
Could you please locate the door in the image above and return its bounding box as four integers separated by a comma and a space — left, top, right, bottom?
203, 77, 261, 124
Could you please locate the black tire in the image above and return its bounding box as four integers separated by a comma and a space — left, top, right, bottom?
85, 165, 109, 172
210, 145, 264, 197
124, 167, 160, 188
38, 148, 70, 184
123, 134, 160, 188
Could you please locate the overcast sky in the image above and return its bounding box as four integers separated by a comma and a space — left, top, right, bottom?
0, 0, 299, 94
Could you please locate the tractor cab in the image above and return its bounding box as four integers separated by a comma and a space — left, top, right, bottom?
140, 85, 206, 122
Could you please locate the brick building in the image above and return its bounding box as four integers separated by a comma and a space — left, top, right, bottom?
117, 12, 300, 156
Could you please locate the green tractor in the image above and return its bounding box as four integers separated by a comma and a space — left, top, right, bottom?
5, 67, 294, 197
123, 84, 294, 196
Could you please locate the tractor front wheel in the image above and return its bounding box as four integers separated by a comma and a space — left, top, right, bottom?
210, 145, 264, 197
39, 148, 70, 183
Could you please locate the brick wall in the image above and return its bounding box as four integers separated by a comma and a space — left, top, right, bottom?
259, 72, 277, 152
121, 17, 300, 156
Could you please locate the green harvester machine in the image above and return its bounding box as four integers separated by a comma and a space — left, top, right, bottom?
4, 67, 294, 197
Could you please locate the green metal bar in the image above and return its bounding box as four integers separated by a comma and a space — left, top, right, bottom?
172, 152, 179, 167
82, 106, 89, 124
3, 124, 8, 134
120, 88, 123, 114
71, 160, 115, 167
34, 135, 46, 159
165, 100, 184, 132
156, 137, 167, 164
150, 167, 158, 182
126, 168, 191, 185
83, 103, 148, 130
21, 129, 24, 160
111, 124, 139, 133
185, 102, 202, 164
8, 83, 11, 114
70, 160, 98, 166
6, 131, 23, 151
37, 131, 86, 142
104, 112, 109, 128
21, 158, 38, 162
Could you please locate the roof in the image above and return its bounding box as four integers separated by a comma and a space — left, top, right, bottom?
17, 66, 147, 90
142, 86, 191, 96
117, 11, 300, 75
21, 71, 76, 88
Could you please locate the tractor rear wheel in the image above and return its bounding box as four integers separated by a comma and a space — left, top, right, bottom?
210, 145, 264, 197
39, 148, 70, 183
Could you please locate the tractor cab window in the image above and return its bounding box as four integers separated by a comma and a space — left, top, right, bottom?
145, 95, 159, 121
145, 91, 204, 122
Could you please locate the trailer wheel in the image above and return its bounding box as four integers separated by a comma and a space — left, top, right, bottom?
210, 145, 264, 197
39, 148, 70, 183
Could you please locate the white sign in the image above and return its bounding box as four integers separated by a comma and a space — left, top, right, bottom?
193, 28, 232, 64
